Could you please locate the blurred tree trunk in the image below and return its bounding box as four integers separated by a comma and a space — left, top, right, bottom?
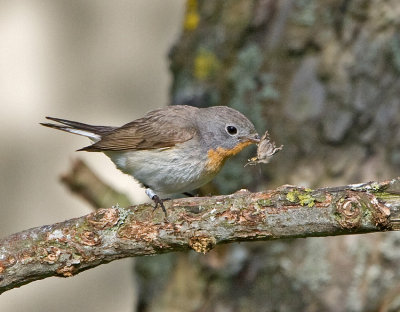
135, 1, 400, 311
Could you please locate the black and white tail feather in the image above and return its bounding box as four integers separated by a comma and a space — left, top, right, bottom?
40, 117, 115, 144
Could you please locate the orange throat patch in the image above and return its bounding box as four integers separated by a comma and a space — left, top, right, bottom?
206, 141, 253, 173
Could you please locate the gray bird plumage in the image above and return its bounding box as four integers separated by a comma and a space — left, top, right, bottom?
41, 105, 260, 216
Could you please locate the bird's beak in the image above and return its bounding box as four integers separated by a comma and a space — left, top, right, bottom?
241, 133, 260, 143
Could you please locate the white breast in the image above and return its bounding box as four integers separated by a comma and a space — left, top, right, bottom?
104, 142, 217, 195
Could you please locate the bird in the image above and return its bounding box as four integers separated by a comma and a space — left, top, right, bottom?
41, 105, 260, 218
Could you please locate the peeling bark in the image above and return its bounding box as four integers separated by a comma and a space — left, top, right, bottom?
1, 178, 399, 294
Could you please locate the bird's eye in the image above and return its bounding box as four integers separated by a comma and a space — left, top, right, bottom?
226, 125, 238, 136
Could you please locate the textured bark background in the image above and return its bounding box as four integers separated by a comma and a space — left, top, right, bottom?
133, 1, 400, 311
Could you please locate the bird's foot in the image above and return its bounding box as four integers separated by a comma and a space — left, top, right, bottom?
152, 194, 168, 218
145, 188, 168, 220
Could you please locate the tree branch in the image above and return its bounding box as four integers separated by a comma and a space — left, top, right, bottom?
60, 159, 132, 210
1, 177, 400, 294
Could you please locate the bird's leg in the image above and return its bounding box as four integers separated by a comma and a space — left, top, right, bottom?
145, 188, 168, 219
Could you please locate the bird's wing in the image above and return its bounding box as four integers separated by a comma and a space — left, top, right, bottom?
80, 105, 198, 152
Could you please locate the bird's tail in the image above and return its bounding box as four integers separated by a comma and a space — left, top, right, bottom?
40, 117, 115, 142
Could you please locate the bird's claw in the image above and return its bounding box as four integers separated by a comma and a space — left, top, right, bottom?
151, 194, 168, 220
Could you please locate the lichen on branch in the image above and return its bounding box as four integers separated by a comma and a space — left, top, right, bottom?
0, 175, 399, 294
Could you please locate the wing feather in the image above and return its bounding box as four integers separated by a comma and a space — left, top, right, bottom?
80, 105, 198, 152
